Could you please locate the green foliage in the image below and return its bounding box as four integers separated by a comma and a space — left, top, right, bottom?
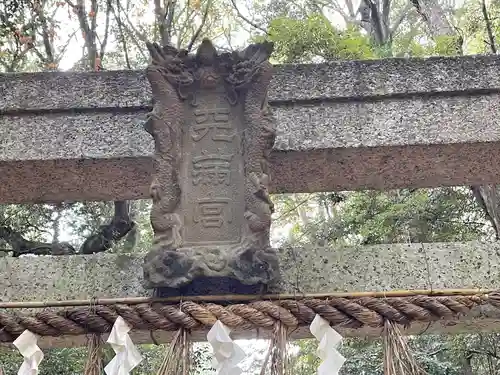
0, 347, 85, 375
272, 186, 492, 374
433, 35, 462, 56
0, 343, 215, 374
275, 188, 489, 248
341, 188, 487, 244
261, 14, 375, 63
191, 343, 215, 375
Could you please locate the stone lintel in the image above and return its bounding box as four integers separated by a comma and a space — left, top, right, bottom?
1, 241, 499, 347
3, 55, 500, 203
3, 96, 500, 203
2, 54, 500, 111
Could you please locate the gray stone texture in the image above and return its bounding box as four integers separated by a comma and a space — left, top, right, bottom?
3, 55, 500, 203
1, 241, 500, 346
2, 54, 500, 111
3, 241, 498, 303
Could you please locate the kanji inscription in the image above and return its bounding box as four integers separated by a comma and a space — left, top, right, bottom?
142, 39, 279, 289
182, 96, 244, 245
192, 154, 233, 186
191, 108, 235, 142
193, 198, 232, 228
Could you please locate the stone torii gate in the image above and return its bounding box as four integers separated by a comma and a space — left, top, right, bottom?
2, 41, 500, 349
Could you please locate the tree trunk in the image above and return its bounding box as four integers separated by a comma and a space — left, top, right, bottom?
358, 0, 391, 48
471, 186, 500, 239
79, 201, 135, 254
412, 0, 462, 54
0, 226, 76, 256
413, 0, 454, 37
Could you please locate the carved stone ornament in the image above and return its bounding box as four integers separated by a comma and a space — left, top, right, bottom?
142, 39, 280, 289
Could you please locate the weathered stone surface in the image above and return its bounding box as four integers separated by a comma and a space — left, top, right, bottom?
1, 241, 500, 347
5, 95, 500, 161
141, 40, 279, 288
2, 54, 500, 111
3, 96, 500, 203
3, 55, 500, 204
3, 241, 497, 302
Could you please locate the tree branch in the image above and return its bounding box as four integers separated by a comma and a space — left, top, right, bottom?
154, 0, 164, 43
165, 0, 176, 45
175, 5, 194, 47
230, 0, 268, 34
329, 0, 357, 25
112, 0, 131, 68
89, 0, 98, 67
357, 0, 384, 44
186, 0, 212, 51
382, 0, 391, 29
66, 0, 96, 69
114, 0, 148, 61
0, 226, 76, 257
482, 0, 496, 53
389, 2, 413, 38
79, 201, 135, 254
468, 349, 500, 360
427, 347, 448, 356
54, 28, 79, 62
99, 0, 112, 59
366, 0, 385, 45
116, 0, 148, 42
345, 0, 356, 18
33, 0, 54, 64
411, 0, 455, 38
471, 185, 500, 240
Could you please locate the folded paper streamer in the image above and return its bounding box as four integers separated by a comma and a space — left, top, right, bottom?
13, 330, 44, 375
104, 316, 143, 375
310, 315, 346, 375
207, 320, 246, 375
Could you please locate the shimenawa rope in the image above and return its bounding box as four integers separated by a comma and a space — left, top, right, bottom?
1, 292, 500, 343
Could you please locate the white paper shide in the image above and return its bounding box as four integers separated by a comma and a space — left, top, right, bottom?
310, 314, 346, 375
104, 316, 143, 375
207, 320, 246, 375
13, 330, 44, 375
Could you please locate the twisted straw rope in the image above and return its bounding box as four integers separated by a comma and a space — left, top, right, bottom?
1, 293, 499, 343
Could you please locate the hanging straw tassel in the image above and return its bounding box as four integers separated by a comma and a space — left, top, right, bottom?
157, 300, 191, 375
84, 298, 104, 375
383, 320, 427, 375
84, 334, 104, 375
156, 328, 191, 375
260, 323, 289, 375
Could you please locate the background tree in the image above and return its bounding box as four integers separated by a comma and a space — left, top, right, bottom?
3, 0, 500, 373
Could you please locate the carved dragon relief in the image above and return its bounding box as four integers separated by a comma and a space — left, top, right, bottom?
142, 39, 279, 289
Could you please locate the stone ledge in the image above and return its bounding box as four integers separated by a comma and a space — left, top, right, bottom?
3, 241, 499, 302
4, 93, 500, 203
1, 241, 500, 346
2, 54, 500, 111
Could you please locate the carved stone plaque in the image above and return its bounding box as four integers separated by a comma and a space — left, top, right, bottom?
142, 39, 280, 289
181, 95, 244, 246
